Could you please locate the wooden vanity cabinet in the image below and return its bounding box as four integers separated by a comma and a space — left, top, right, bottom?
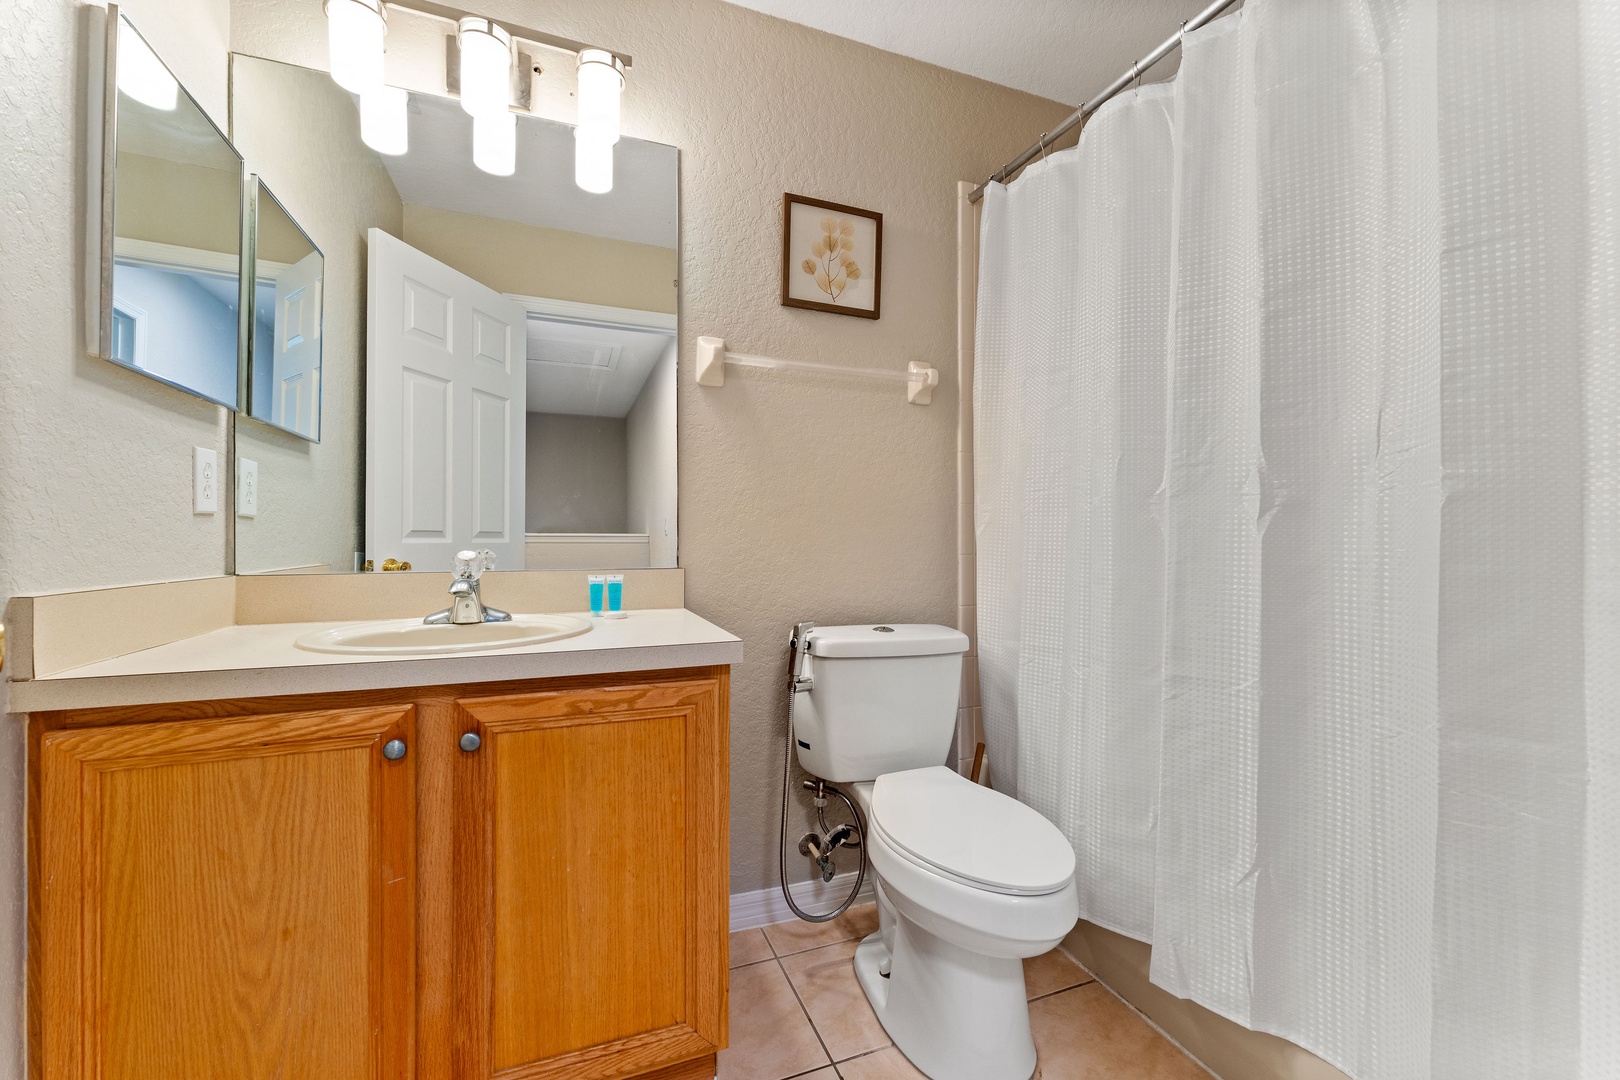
450, 678, 726, 1080
29, 667, 729, 1080
32, 702, 418, 1080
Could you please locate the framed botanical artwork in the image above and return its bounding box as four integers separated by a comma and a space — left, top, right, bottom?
781, 193, 882, 319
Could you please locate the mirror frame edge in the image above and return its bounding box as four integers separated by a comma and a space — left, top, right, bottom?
91, 3, 249, 413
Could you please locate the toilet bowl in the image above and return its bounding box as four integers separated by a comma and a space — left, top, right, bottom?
786, 625, 1076, 1080
850, 767, 1078, 1080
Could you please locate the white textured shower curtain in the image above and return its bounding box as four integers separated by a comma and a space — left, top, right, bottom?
974, 1, 1618, 1077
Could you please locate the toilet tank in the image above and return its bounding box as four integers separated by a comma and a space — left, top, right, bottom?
793, 624, 969, 783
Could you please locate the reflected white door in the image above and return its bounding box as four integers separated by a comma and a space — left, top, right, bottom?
365, 228, 526, 571
271, 249, 324, 438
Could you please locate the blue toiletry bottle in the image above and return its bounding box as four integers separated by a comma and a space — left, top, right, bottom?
588, 574, 606, 616
605, 574, 625, 619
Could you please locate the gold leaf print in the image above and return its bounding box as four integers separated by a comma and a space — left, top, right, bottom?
802, 214, 861, 302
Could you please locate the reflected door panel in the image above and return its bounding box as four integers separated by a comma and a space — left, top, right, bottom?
249, 181, 325, 440
366, 229, 526, 571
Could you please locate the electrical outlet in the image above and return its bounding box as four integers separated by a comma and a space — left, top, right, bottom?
237, 457, 258, 518
193, 447, 218, 514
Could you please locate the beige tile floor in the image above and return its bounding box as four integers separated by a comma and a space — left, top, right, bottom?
720, 904, 1210, 1080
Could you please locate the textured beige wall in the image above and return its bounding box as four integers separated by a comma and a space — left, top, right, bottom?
115, 154, 241, 254
525, 412, 629, 533
231, 0, 1070, 894
230, 55, 405, 574
402, 204, 678, 314
0, 0, 237, 1072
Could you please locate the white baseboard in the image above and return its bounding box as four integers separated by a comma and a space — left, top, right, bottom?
730, 870, 877, 932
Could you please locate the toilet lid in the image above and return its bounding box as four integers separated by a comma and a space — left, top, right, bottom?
870, 767, 1076, 896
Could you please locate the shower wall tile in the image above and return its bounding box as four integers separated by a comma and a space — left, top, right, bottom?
959, 660, 980, 711
957, 603, 977, 656
957, 451, 976, 556
957, 553, 976, 603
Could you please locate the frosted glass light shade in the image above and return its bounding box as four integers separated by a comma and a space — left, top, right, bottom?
325, 0, 386, 94
472, 109, 516, 176
116, 19, 177, 110
457, 18, 512, 118
575, 49, 623, 145
574, 131, 613, 194
360, 85, 407, 155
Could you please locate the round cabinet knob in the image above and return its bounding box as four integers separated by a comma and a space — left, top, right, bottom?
459, 732, 482, 753
382, 739, 407, 761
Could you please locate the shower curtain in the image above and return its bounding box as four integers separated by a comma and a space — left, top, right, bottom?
974, 1, 1618, 1077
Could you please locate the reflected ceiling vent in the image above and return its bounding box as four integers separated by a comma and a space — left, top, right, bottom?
528, 340, 622, 370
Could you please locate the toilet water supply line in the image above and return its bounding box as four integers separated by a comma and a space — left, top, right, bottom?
779, 622, 869, 923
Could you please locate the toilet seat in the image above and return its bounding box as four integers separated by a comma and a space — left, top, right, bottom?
869, 767, 1075, 896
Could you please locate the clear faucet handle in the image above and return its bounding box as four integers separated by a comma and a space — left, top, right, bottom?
478, 549, 497, 572
453, 549, 484, 581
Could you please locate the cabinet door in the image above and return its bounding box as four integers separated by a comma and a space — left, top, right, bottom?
454, 677, 727, 1080
36, 705, 416, 1080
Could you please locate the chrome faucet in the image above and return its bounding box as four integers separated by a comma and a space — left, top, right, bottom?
424, 549, 512, 625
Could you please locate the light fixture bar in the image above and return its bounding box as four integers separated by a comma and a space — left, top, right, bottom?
382, 0, 630, 68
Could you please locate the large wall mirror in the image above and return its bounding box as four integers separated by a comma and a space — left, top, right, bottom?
230, 55, 679, 575
98, 10, 244, 409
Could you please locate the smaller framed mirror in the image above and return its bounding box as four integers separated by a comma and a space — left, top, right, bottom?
95, 7, 244, 409
246, 179, 324, 440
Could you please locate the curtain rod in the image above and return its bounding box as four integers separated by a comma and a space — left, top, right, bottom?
968, 0, 1240, 203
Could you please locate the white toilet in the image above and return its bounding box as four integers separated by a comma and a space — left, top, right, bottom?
792, 624, 1078, 1080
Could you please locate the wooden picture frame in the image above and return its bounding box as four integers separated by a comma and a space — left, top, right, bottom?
781, 193, 882, 320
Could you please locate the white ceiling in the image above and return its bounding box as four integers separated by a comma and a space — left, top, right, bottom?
118, 93, 238, 171
716, 0, 1216, 105
380, 93, 679, 250
526, 317, 675, 418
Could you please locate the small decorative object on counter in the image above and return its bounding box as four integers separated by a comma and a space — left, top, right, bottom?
604, 574, 626, 619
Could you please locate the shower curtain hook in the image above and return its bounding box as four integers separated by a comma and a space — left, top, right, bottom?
1131, 60, 1142, 96
1038, 133, 1049, 162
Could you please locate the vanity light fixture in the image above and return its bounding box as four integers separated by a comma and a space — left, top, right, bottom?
116, 18, 177, 110
456, 17, 513, 117
472, 108, 516, 176
575, 49, 624, 144
324, 0, 387, 94
332, 0, 631, 185
574, 131, 613, 194
360, 85, 408, 155
573, 49, 623, 193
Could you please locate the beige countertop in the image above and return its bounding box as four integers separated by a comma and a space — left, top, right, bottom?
9, 607, 741, 713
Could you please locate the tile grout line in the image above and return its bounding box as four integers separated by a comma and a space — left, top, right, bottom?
1056, 973, 1221, 1080
776, 953, 844, 1073
1027, 974, 1097, 1003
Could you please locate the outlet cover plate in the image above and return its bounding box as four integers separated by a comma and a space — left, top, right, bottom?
237, 457, 258, 518
193, 447, 218, 515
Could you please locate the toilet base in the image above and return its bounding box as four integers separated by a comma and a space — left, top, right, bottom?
854, 922, 1037, 1080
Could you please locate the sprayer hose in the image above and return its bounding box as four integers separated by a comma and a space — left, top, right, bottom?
778, 653, 867, 923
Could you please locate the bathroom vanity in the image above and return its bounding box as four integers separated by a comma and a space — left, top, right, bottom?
24, 5, 736, 1075
13, 585, 738, 1080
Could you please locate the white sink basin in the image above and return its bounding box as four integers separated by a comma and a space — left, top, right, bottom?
294, 614, 592, 656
